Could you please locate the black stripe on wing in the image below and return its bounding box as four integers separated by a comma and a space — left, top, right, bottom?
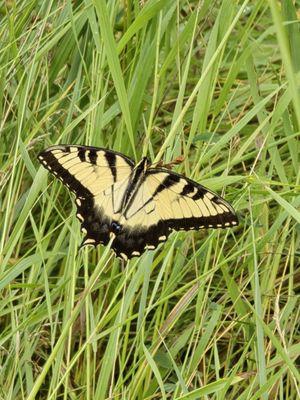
147, 168, 239, 229
104, 151, 117, 182
37, 145, 135, 198
38, 146, 92, 198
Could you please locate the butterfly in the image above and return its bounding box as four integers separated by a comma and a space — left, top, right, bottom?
38, 145, 238, 260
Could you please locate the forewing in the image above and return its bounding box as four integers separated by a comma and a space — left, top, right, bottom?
38, 145, 134, 197
146, 169, 239, 230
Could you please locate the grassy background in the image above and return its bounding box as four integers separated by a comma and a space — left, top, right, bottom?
0, 0, 299, 399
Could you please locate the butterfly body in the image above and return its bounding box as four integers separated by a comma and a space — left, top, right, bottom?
38, 145, 238, 260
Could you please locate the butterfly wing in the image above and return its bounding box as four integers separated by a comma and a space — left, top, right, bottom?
38, 147, 238, 260
110, 168, 238, 259
145, 169, 239, 229
38, 145, 134, 247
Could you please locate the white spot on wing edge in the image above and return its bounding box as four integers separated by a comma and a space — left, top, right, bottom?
84, 238, 95, 245
77, 213, 84, 221
159, 235, 166, 241
145, 245, 155, 250
120, 252, 128, 261
81, 228, 87, 234
132, 251, 140, 256
109, 232, 116, 239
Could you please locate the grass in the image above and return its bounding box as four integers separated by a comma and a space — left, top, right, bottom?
0, 0, 299, 399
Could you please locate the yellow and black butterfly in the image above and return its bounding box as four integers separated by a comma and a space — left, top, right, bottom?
38, 145, 238, 260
